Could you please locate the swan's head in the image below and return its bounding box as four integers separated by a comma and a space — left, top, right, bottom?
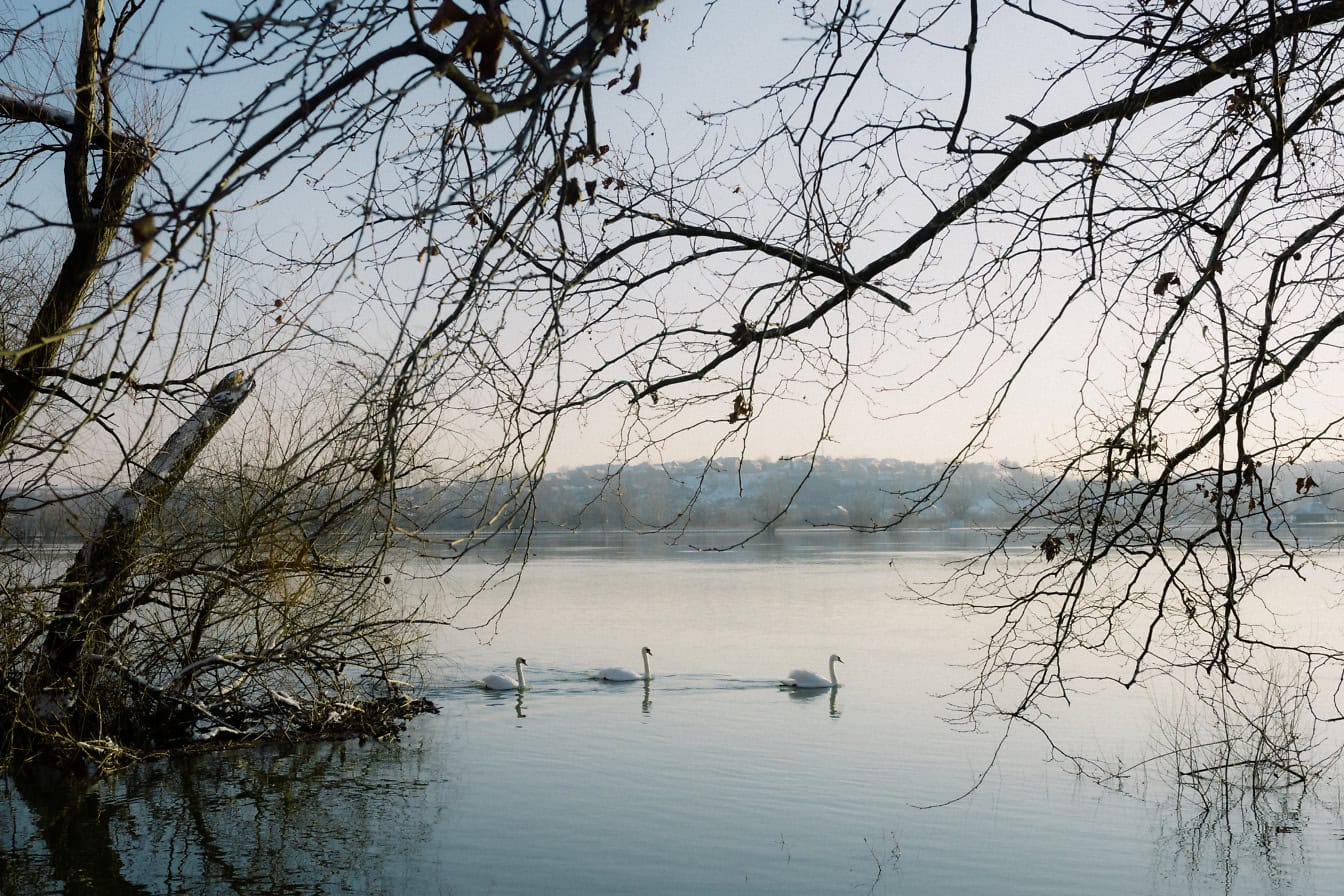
641, 646, 653, 656
830, 654, 844, 664
516, 657, 528, 665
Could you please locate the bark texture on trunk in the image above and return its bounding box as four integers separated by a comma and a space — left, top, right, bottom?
37, 371, 254, 681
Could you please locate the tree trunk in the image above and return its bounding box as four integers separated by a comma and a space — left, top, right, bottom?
0, 0, 154, 455
36, 371, 254, 682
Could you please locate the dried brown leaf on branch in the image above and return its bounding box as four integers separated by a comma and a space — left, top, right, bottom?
129, 214, 156, 262
728, 392, 752, 423
621, 63, 642, 95
562, 177, 581, 206
1040, 534, 1064, 561
1225, 85, 1254, 119
1152, 271, 1179, 295
429, 0, 510, 80
427, 0, 470, 32
587, 0, 652, 55
730, 320, 756, 346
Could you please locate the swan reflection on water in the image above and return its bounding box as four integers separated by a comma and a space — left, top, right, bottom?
785, 684, 841, 718
479, 684, 527, 718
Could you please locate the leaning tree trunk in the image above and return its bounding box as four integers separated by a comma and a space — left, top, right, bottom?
35, 371, 255, 683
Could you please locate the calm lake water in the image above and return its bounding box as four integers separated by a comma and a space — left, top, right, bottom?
5, 529, 1344, 894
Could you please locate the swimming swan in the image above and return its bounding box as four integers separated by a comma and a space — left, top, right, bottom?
593, 646, 653, 682
483, 657, 527, 690
781, 654, 843, 689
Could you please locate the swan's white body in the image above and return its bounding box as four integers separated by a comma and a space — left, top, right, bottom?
483, 657, 527, 691
593, 646, 653, 682
782, 654, 843, 689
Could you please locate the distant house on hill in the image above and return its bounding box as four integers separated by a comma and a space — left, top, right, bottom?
1292, 499, 1337, 524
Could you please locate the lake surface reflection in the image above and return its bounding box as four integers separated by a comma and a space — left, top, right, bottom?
5, 529, 1344, 894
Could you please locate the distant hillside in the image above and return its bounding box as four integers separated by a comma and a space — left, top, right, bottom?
9, 456, 1344, 542
529, 457, 1029, 530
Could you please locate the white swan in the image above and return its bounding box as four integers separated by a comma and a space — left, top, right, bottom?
482, 657, 527, 691
781, 654, 843, 689
593, 646, 653, 682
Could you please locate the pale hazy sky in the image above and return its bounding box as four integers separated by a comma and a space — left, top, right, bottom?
531, 2, 1105, 469
68, 1, 1262, 474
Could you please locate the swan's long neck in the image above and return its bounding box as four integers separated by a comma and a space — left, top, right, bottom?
828, 656, 839, 687
642, 651, 652, 681
516, 659, 527, 689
